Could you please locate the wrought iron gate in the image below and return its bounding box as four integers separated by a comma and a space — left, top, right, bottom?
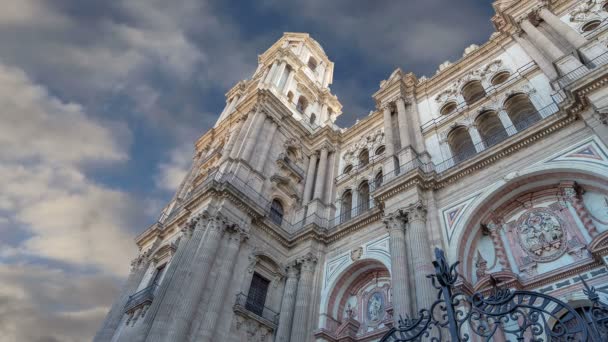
380, 249, 608, 341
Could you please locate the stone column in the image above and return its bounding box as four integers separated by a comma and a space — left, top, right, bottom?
324, 152, 335, 205
383, 211, 412, 320
396, 98, 412, 150
283, 68, 296, 94
264, 62, 279, 84
497, 109, 517, 136
241, 111, 266, 163
468, 125, 485, 152
275, 264, 299, 342
320, 103, 329, 124
229, 113, 253, 160
134, 216, 205, 342
146, 213, 227, 342
94, 253, 151, 342
303, 153, 318, 204
313, 146, 329, 201
195, 226, 248, 342
407, 99, 425, 154
520, 19, 563, 61
513, 34, 559, 80
290, 254, 317, 342
273, 61, 287, 87
382, 105, 395, 156
538, 7, 586, 49
404, 202, 435, 312
221, 116, 245, 163
254, 118, 278, 172
561, 182, 599, 238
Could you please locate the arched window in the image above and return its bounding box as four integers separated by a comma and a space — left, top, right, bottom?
475, 110, 508, 147
582, 20, 601, 32
358, 148, 369, 166
287, 91, 294, 104
375, 145, 385, 156
462, 80, 486, 105
340, 190, 353, 223
310, 113, 317, 125
448, 126, 476, 164
358, 181, 370, 212
440, 101, 458, 116
308, 57, 318, 71
278, 65, 291, 90
374, 171, 383, 189
269, 199, 284, 225
491, 71, 511, 86
296, 96, 308, 113
504, 93, 541, 131
343, 164, 353, 174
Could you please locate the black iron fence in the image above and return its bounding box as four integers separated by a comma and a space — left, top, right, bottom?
380, 249, 608, 341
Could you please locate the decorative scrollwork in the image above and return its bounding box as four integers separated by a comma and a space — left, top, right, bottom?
381, 248, 608, 341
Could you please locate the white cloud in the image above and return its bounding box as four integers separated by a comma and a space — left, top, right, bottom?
155, 143, 194, 193
0, 62, 136, 275
0, 263, 120, 342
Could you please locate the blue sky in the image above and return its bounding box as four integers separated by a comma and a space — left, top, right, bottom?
0, 0, 494, 340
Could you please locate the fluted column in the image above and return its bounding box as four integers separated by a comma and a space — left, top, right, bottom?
134, 216, 206, 342
404, 202, 435, 311
383, 211, 411, 320
241, 111, 266, 163
221, 116, 246, 163
396, 98, 411, 150
275, 264, 299, 342
146, 213, 226, 342
290, 253, 317, 342
94, 253, 151, 342
520, 19, 563, 61
229, 113, 253, 159
254, 118, 278, 172
303, 153, 318, 204
382, 105, 395, 156
538, 7, 586, 49
313, 146, 329, 201
195, 225, 248, 342
283, 68, 296, 94
273, 61, 287, 87
264, 62, 279, 84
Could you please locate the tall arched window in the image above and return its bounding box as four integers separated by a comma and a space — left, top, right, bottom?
448, 126, 476, 164
504, 93, 541, 131
296, 96, 308, 113
341, 190, 353, 223
475, 110, 508, 147
307, 57, 318, 72
278, 65, 291, 90
358, 148, 369, 166
462, 80, 486, 105
374, 171, 383, 189
269, 199, 284, 225
358, 181, 370, 213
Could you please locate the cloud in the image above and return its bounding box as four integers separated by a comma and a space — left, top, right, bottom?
0, 62, 136, 275
0, 263, 120, 342
155, 143, 194, 193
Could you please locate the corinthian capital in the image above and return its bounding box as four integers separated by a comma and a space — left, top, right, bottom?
226, 223, 249, 243
403, 201, 427, 222
383, 210, 406, 232
297, 252, 318, 271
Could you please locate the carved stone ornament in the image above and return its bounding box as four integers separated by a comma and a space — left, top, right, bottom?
516, 208, 567, 262
570, 0, 602, 23
350, 247, 363, 261
383, 211, 405, 232
475, 250, 488, 279
342, 129, 385, 164
435, 59, 505, 104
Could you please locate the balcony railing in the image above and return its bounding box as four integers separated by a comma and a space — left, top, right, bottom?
234, 293, 279, 324
557, 50, 608, 88
124, 283, 158, 313
335, 153, 385, 183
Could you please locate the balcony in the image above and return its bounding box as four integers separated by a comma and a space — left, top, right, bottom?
233, 293, 279, 327
276, 153, 305, 180
556, 51, 608, 88
124, 283, 158, 313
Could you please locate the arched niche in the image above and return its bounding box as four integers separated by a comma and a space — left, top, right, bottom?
453, 169, 608, 288
323, 259, 391, 336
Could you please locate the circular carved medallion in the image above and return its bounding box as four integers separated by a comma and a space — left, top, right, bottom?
516, 208, 566, 262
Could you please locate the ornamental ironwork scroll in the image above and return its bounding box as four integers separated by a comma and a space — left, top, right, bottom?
380, 248, 608, 342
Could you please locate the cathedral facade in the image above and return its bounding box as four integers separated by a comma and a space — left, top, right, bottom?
96, 0, 608, 341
